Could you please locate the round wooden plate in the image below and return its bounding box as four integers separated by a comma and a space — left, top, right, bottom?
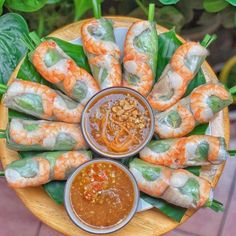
0, 17, 230, 236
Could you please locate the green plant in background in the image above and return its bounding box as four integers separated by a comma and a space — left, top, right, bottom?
0, 0, 236, 37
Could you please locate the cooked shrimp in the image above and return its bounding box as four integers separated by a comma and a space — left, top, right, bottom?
140, 139, 186, 168
53, 92, 84, 123
190, 83, 233, 123
54, 151, 91, 179
32, 40, 99, 104
9, 119, 45, 145
147, 42, 208, 111
5, 158, 50, 188
123, 54, 153, 96
89, 55, 121, 89
81, 18, 120, 59
129, 158, 171, 197
63, 67, 100, 105
162, 169, 211, 208
42, 121, 87, 150
32, 40, 72, 83
183, 135, 219, 165
4, 79, 56, 119
155, 102, 196, 138
147, 65, 188, 111
170, 42, 208, 81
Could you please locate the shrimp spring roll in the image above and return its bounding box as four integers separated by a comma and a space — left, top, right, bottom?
5, 150, 92, 188
148, 40, 208, 111
155, 83, 233, 138
130, 158, 213, 209
3, 79, 84, 123
123, 4, 158, 96
31, 40, 99, 105
1, 119, 87, 151
140, 135, 229, 168
81, 5, 121, 89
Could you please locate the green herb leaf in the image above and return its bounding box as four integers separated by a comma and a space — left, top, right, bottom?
140, 193, 187, 222
5, 0, 47, 12
187, 123, 209, 136
226, 0, 236, 6
8, 158, 39, 178
184, 166, 201, 176
74, 0, 103, 21
0, 0, 4, 15
44, 48, 65, 67
180, 178, 200, 202
203, 0, 229, 13
147, 140, 172, 153
15, 94, 44, 115
43, 181, 65, 204
0, 13, 29, 84
159, 0, 181, 4
156, 6, 185, 32
195, 141, 209, 160
8, 109, 36, 120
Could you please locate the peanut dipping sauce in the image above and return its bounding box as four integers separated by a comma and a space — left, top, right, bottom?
86, 91, 151, 154
70, 161, 135, 227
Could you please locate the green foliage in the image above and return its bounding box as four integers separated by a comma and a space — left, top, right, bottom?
226, 0, 236, 6
74, 0, 103, 21
5, 0, 48, 12
203, 0, 229, 13
0, 13, 29, 84
159, 0, 180, 5
43, 181, 65, 204
0, 0, 4, 15
140, 193, 187, 222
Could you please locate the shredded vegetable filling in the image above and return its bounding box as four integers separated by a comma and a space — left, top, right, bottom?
88, 92, 151, 153
70, 162, 135, 227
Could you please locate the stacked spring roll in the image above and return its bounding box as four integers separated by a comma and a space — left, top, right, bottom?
123, 4, 158, 96
155, 83, 233, 138
140, 135, 229, 168
1, 119, 87, 151
81, 6, 121, 89
5, 151, 92, 188
130, 158, 213, 209
2, 79, 84, 123
31, 39, 99, 104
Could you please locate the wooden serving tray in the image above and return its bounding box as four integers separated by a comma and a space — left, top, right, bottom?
0, 17, 230, 236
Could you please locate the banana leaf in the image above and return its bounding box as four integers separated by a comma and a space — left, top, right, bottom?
43, 181, 65, 205
156, 29, 206, 96
140, 193, 186, 222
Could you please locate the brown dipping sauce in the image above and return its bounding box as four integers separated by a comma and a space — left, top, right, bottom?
70, 161, 135, 227
86, 91, 151, 154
